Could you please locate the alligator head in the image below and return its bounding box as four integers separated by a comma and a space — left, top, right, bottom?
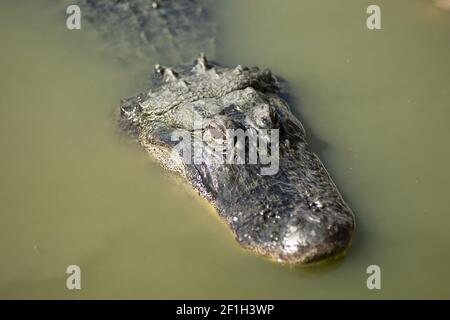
119, 54, 355, 265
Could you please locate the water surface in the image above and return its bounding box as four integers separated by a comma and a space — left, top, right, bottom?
1, 0, 450, 298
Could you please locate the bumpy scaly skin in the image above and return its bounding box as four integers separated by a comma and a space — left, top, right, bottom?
120, 54, 355, 265
74, 0, 215, 64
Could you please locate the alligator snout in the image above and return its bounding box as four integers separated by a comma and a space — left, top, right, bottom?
273, 210, 354, 264
230, 177, 355, 265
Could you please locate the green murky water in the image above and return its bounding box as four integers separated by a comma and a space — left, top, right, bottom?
1, 0, 450, 299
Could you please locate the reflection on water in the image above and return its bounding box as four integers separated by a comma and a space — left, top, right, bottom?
0, 0, 450, 298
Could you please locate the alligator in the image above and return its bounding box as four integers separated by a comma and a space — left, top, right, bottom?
77, 0, 355, 265
119, 54, 355, 265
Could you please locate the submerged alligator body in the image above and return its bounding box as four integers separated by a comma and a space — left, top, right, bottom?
120, 54, 355, 265
75, 0, 215, 64
77, 0, 355, 264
